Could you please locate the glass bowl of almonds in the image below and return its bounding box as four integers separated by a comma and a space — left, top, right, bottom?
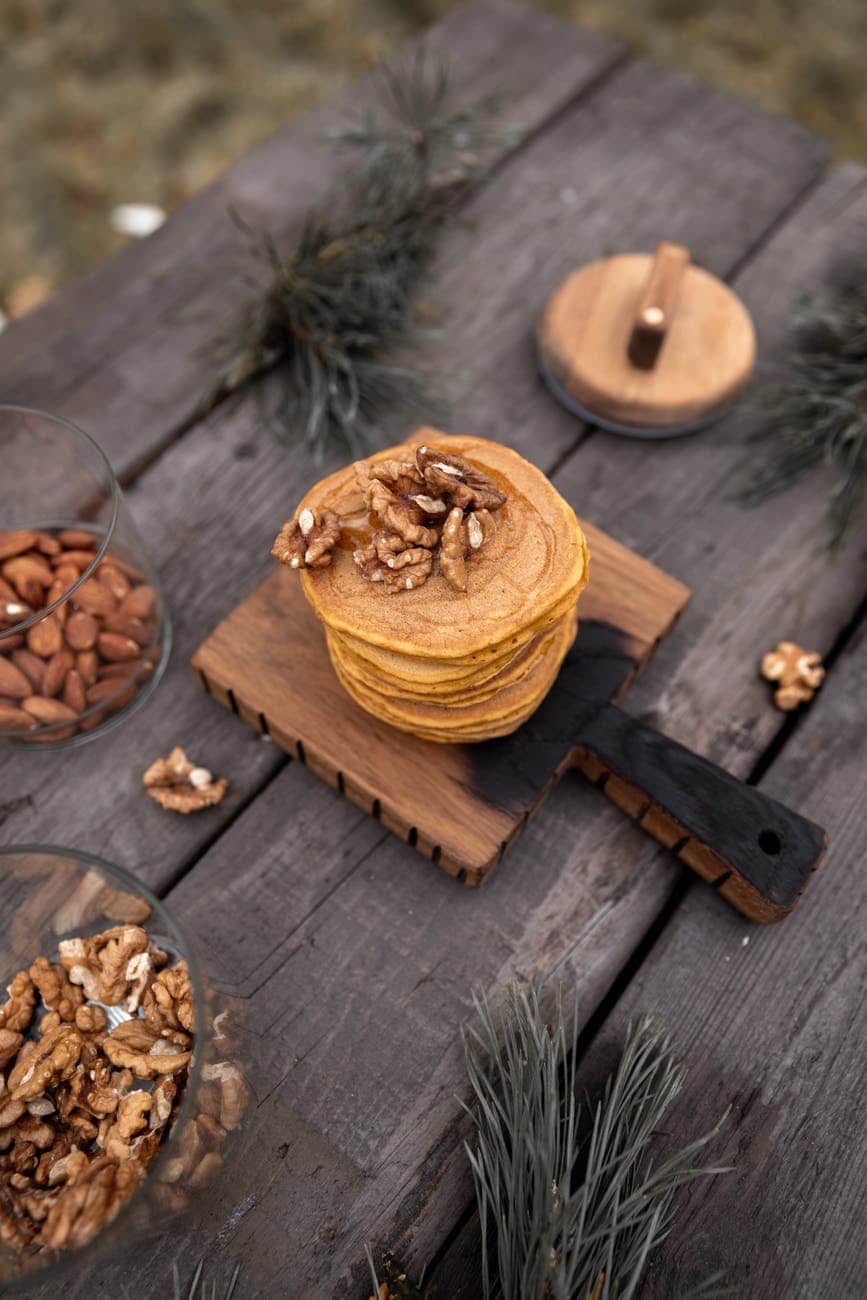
0, 406, 171, 746
0, 846, 248, 1289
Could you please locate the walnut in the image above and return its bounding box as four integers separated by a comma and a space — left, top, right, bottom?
29, 957, 85, 1023
46, 1148, 89, 1188
761, 641, 826, 711
142, 961, 195, 1035
39, 1155, 143, 1251
440, 506, 468, 592
103, 1020, 191, 1079
142, 744, 229, 813
272, 507, 341, 570
59, 924, 158, 1005
369, 458, 425, 495
416, 444, 506, 511
102, 1092, 151, 1161
0, 1030, 21, 1071
364, 478, 440, 548
7, 1026, 84, 1103
201, 1060, 251, 1132
74, 1003, 108, 1038
0, 972, 36, 1034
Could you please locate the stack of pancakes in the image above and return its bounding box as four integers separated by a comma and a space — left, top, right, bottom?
292, 431, 589, 743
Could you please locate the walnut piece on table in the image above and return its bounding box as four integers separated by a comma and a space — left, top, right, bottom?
760, 640, 825, 710
142, 745, 228, 813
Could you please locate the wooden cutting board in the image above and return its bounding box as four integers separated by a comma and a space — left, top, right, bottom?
193, 520, 689, 883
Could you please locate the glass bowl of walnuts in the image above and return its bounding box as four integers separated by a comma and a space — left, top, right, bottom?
0, 846, 248, 1289
0, 406, 171, 747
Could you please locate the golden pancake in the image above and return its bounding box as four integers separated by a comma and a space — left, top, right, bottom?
328, 619, 566, 707
298, 434, 589, 660
333, 612, 577, 736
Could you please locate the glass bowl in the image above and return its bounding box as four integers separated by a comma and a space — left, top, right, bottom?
0, 846, 213, 1290
0, 406, 171, 747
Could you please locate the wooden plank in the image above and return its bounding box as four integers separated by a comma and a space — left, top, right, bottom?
0, 45, 829, 895
569, 624, 867, 1300
0, 50, 843, 1300
191, 516, 690, 883
0, 0, 623, 477
88, 169, 867, 1298
44, 166, 867, 1297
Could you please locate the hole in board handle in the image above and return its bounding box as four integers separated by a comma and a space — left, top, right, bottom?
758, 829, 782, 856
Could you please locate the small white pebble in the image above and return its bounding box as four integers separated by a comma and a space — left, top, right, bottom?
110, 203, 166, 238
741, 936, 750, 947
188, 767, 213, 789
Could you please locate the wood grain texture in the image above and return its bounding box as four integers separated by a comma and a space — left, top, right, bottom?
0, 9, 854, 1297
0, 0, 623, 478
191, 519, 689, 883
538, 250, 756, 430
573, 624, 867, 1300
0, 23, 831, 897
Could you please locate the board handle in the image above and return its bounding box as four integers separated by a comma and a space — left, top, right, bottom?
627, 241, 690, 369
571, 701, 827, 922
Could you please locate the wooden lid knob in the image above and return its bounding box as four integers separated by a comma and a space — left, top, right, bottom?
538, 244, 756, 435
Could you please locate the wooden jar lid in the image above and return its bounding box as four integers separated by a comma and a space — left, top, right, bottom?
537, 242, 756, 437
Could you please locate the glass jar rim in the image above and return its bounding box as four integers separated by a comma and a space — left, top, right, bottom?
0, 404, 120, 639
0, 844, 206, 1291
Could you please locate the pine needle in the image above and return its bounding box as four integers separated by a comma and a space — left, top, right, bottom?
735, 252, 867, 547
211, 48, 512, 458
462, 981, 731, 1300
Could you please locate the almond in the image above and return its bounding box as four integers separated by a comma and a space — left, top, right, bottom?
0, 576, 19, 603
26, 613, 63, 659
98, 564, 130, 601
79, 707, 108, 732
65, 610, 99, 651
119, 585, 156, 620
75, 649, 99, 687
2, 554, 54, 597
53, 549, 99, 572
101, 611, 153, 647
71, 578, 115, 617
57, 529, 97, 550
97, 632, 140, 662
98, 660, 140, 680
22, 696, 77, 725
44, 579, 70, 623
33, 532, 62, 557
0, 632, 24, 651
62, 669, 87, 715
0, 700, 35, 731
11, 648, 45, 691
0, 530, 38, 561
42, 648, 74, 698
0, 657, 32, 700
103, 553, 145, 583
52, 563, 80, 590
86, 678, 125, 706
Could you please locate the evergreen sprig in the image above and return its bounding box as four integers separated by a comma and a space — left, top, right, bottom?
736, 255, 867, 546
213, 50, 509, 458
462, 981, 731, 1300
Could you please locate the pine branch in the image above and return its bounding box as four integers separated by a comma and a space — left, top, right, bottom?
462, 981, 731, 1300
735, 252, 867, 547
211, 49, 512, 458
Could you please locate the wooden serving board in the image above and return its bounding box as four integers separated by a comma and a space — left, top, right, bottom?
192, 520, 689, 885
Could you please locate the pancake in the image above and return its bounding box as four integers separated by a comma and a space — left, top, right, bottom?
333, 613, 578, 742
329, 621, 564, 708
276, 428, 590, 743
298, 433, 589, 660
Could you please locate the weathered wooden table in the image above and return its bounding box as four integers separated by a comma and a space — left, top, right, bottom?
2, 3, 865, 1296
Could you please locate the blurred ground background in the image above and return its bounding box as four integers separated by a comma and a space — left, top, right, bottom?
1, 0, 864, 316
